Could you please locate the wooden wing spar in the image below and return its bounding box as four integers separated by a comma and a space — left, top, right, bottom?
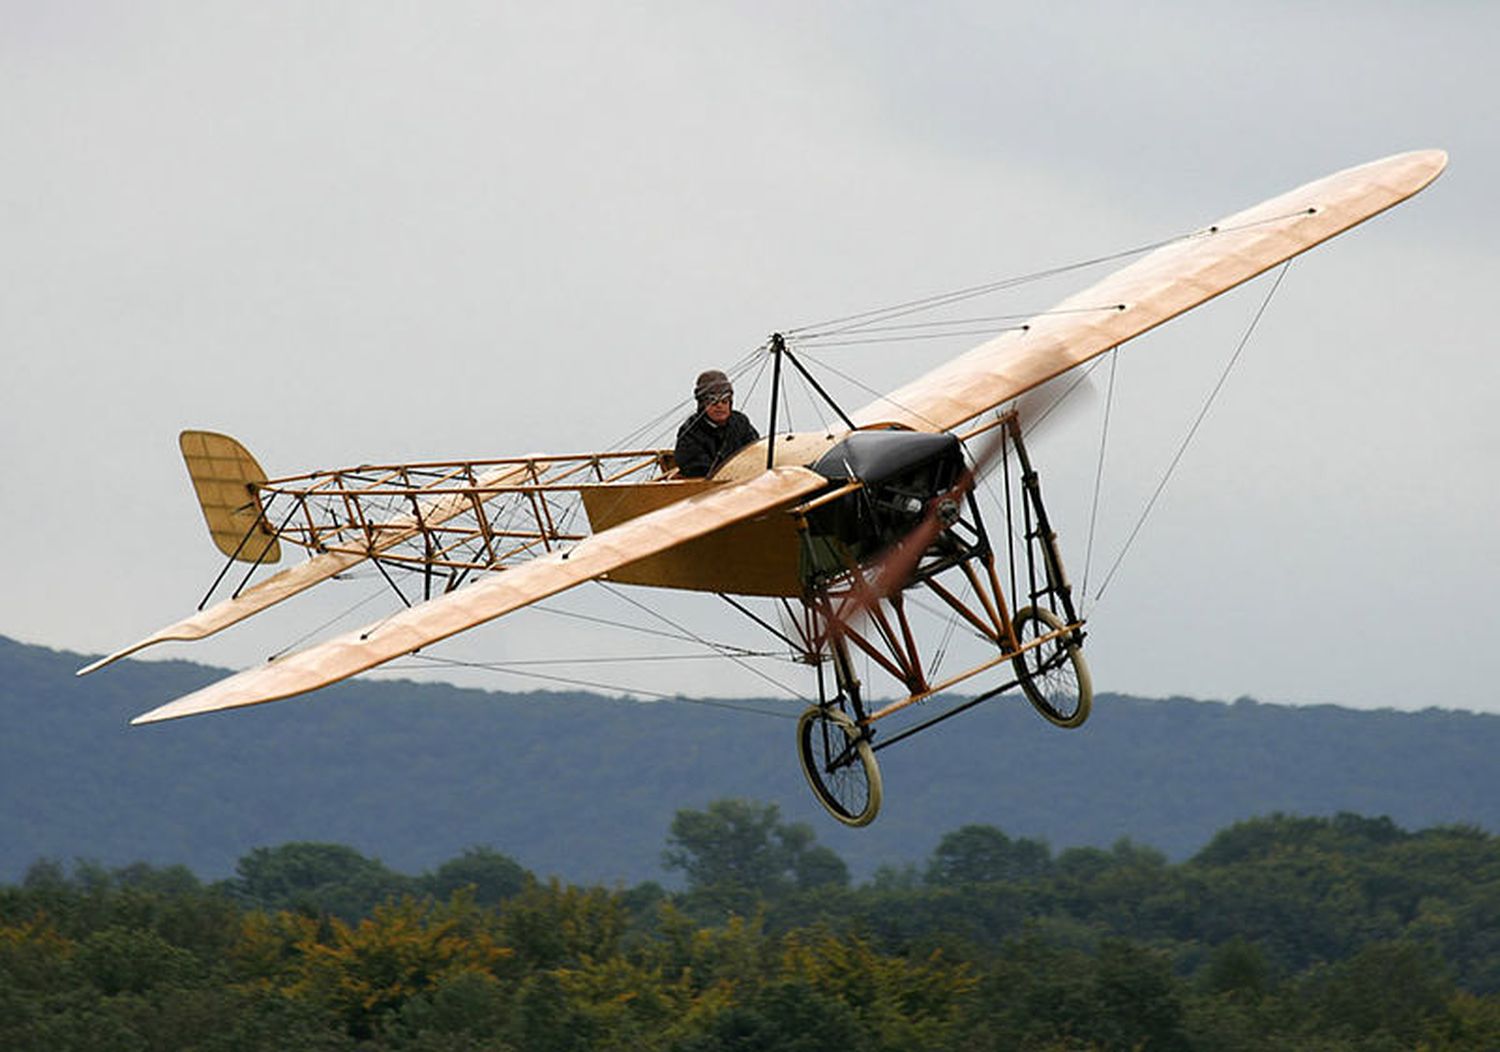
850, 149, 1448, 433
88, 149, 1447, 731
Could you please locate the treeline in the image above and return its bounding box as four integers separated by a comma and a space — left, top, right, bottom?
4, 804, 1500, 1050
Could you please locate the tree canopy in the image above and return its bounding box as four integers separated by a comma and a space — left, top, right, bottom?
5, 805, 1500, 1049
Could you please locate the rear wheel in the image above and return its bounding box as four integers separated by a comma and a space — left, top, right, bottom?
797, 706, 882, 827
1011, 605, 1092, 728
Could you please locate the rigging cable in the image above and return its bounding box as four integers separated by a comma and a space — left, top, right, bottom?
783, 231, 1196, 338
1079, 347, 1120, 611
533, 600, 766, 654
1091, 261, 1293, 603
794, 325, 1029, 349
791, 347, 943, 432
605, 342, 768, 453
598, 581, 811, 703
386, 653, 797, 719
783, 207, 1312, 345
266, 585, 394, 661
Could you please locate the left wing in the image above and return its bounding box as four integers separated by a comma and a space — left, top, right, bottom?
131, 466, 828, 724
851, 149, 1447, 433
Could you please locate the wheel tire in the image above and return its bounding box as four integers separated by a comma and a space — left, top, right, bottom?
797, 705, 883, 827
1011, 605, 1093, 729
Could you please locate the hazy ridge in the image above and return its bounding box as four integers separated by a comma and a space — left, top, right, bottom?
4, 634, 1495, 884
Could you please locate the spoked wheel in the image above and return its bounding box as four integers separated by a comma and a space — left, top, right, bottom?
1011, 605, 1093, 729
797, 705, 883, 827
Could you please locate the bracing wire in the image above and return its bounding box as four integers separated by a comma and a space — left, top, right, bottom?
606, 342, 769, 452
267, 585, 393, 660
417, 651, 783, 668
792, 347, 945, 432
386, 653, 797, 719
1091, 261, 1293, 602
1020, 355, 1108, 439
800, 306, 1109, 338
598, 582, 811, 702
531, 602, 763, 654
783, 230, 1199, 339
1079, 347, 1119, 610
783, 207, 1312, 349
794, 325, 1028, 349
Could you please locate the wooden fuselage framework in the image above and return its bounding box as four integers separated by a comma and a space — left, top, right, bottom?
212, 412, 1079, 734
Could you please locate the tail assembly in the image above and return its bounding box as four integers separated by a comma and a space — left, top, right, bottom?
179, 430, 282, 565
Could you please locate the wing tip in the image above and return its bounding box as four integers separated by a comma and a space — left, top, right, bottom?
1404, 147, 1449, 182
1371, 148, 1448, 195
77, 642, 152, 677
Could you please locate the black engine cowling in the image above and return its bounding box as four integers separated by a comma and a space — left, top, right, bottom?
801, 430, 965, 583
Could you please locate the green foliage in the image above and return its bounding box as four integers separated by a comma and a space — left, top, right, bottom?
926, 824, 1051, 886
673, 980, 862, 1052
1194, 812, 1409, 867
73, 925, 199, 996
5, 805, 1500, 1049
1200, 936, 1270, 1002
663, 800, 849, 917
497, 879, 629, 971
419, 846, 527, 907
240, 892, 511, 1041
232, 842, 411, 919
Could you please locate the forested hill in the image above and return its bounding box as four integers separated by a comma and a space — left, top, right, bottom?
3, 634, 1497, 885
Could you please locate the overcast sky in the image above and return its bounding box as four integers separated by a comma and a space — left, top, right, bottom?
3, 2, 1495, 716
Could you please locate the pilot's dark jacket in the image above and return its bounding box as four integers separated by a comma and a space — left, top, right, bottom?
674, 410, 759, 478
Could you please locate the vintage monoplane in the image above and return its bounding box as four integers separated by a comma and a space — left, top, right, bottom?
82, 151, 1445, 826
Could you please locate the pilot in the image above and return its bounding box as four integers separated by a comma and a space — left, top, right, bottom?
674, 369, 759, 478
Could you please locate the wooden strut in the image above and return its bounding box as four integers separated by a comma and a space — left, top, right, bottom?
240, 449, 677, 580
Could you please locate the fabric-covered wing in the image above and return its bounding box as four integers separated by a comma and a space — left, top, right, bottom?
78, 462, 534, 676
131, 466, 828, 724
850, 150, 1447, 434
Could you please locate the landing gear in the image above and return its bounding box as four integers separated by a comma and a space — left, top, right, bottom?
779, 410, 1091, 827
797, 636, 882, 827
1012, 605, 1092, 728
797, 705, 882, 827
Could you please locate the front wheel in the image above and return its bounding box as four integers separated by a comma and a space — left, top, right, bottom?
797, 706, 883, 827
1011, 605, 1092, 729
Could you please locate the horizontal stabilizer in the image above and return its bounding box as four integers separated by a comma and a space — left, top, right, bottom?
131, 467, 828, 724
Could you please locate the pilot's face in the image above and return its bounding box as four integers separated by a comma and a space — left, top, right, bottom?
704, 393, 732, 426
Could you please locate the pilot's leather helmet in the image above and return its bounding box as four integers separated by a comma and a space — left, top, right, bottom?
694, 369, 733, 406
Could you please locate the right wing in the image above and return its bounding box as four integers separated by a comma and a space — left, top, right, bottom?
851, 149, 1447, 434
130, 466, 828, 725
